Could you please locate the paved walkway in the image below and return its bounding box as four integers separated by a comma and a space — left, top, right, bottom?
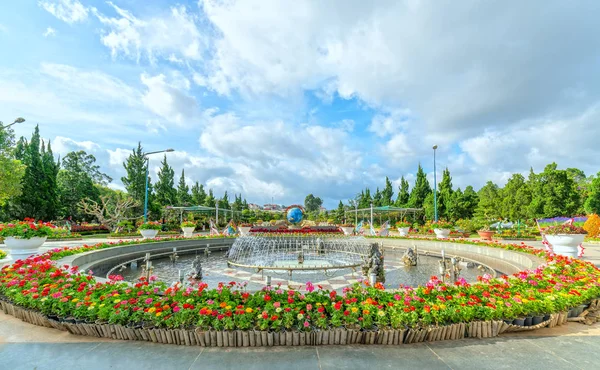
1, 312, 600, 369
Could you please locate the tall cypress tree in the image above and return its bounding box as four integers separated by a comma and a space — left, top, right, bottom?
121, 142, 151, 216
204, 189, 216, 207
381, 177, 394, 206
14, 126, 47, 219
154, 155, 176, 207
191, 181, 206, 205
40, 140, 59, 219
395, 176, 410, 206
437, 168, 453, 219
408, 164, 432, 209
176, 169, 192, 206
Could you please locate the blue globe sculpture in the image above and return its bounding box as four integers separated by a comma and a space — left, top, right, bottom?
286, 207, 304, 225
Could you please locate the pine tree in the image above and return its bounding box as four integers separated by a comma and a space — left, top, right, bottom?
57, 151, 104, 220
40, 141, 59, 219
437, 168, 453, 219
475, 181, 501, 221
373, 187, 383, 207
191, 181, 206, 205
335, 200, 345, 223
176, 169, 191, 206
13, 126, 47, 219
154, 155, 176, 207
381, 176, 394, 206
395, 176, 410, 207
122, 142, 150, 215
204, 189, 216, 207
218, 191, 230, 209
408, 164, 431, 209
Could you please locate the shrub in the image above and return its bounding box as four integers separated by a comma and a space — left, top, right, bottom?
395, 220, 411, 228
584, 214, 600, 238
181, 221, 196, 228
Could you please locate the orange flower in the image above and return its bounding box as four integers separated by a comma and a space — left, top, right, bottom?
220, 302, 227, 308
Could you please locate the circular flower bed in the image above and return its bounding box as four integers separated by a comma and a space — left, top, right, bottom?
0, 236, 599, 342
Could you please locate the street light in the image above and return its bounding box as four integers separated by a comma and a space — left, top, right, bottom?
432, 145, 438, 222
0, 117, 25, 130
143, 148, 175, 222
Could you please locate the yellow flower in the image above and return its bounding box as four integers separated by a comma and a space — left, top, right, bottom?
113, 293, 119, 297
225, 305, 231, 310
245, 307, 253, 313
522, 299, 530, 304
148, 307, 156, 313
316, 302, 322, 306
71, 298, 79, 303
377, 310, 385, 317
114, 299, 120, 303
440, 304, 446, 310
156, 312, 162, 317
88, 306, 95, 310
99, 304, 105, 307
351, 307, 359, 313
297, 313, 304, 320
41, 297, 48, 302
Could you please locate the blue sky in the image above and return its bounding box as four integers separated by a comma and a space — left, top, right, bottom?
1, 1, 600, 208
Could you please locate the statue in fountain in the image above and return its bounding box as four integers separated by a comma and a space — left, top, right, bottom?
363, 243, 385, 283
297, 250, 304, 265
402, 247, 418, 266
191, 256, 203, 280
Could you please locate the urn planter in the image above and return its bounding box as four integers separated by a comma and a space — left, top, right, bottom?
238, 226, 252, 236
544, 234, 585, 258
139, 229, 159, 239
3, 236, 47, 260
341, 227, 354, 236
397, 227, 410, 237
181, 227, 195, 238
477, 231, 494, 240
433, 229, 451, 239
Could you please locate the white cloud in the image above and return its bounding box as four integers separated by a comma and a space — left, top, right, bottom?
93, 3, 206, 63
140, 73, 199, 124
39, 0, 88, 24
43, 27, 56, 37
52, 136, 100, 156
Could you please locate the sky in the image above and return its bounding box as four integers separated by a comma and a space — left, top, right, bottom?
1, 1, 600, 208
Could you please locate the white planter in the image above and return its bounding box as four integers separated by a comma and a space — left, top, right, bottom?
545, 234, 585, 258
139, 229, 159, 239
181, 227, 195, 238
341, 227, 354, 236
433, 229, 451, 239
3, 236, 47, 260
239, 226, 252, 236
397, 227, 410, 237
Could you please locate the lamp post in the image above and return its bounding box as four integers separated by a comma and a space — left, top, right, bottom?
433, 145, 438, 222
0, 117, 25, 130
370, 202, 374, 234
143, 148, 175, 222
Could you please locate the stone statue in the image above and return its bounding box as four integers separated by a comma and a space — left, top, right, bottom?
402, 247, 418, 266
298, 250, 304, 264
191, 256, 203, 280
363, 243, 385, 283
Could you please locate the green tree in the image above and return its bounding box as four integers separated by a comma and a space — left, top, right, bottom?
12, 126, 59, 220
204, 189, 216, 207
176, 169, 192, 206
475, 181, 501, 221
437, 168, 453, 219
154, 155, 177, 207
218, 191, 230, 210
191, 182, 206, 205
584, 172, 600, 215
57, 151, 106, 220
500, 173, 530, 221
395, 176, 410, 207
334, 200, 345, 223
122, 142, 151, 216
530, 163, 580, 218
372, 187, 383, 207
408, 164, 431, 209
381, 176, 394, 206
357, 188, 372, 209
0, 120, 25, 206
304, 194, 323, 213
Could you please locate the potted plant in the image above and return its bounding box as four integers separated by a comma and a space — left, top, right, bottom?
0, 219, 54, 260
431, 220, 454, 239
138, 221, 161, 239
181, 221, 196, 237
543, 224, 587, 258
477, 225, 494, 241
238, 223, 253, 236
395, 220, 411, 237
339, 223, 355, 236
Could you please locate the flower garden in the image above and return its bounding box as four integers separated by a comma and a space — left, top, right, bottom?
1, 234, 599, 346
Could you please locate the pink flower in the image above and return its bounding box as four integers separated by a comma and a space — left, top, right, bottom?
173, 306, 180, 313
305, 282, 315, 293
303, 321, 310, 328
145, 298, 153, 304
306, 304, 313, 311
273, 302, 281, 308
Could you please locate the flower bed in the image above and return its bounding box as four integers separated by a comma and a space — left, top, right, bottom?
0, 235, 599, 346
71, 224, 110, 235
0, 250, 6, 260
0, 219, 55, 239
250, 226, 342, 234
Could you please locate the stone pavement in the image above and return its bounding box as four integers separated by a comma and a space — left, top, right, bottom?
1, 311, 600, 369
